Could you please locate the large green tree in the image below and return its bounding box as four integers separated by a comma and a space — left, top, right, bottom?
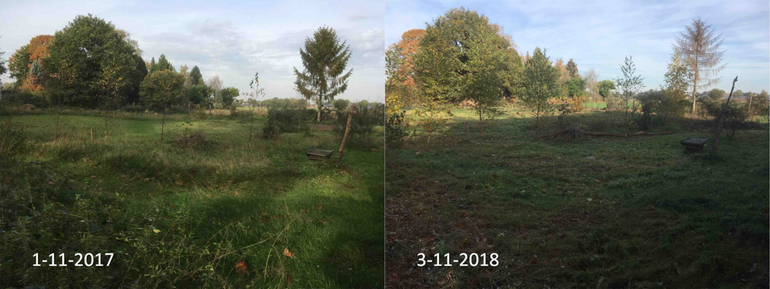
43, 14, 138, 108
293, 26, 353, 122
220, 87, 239, 107
139, 70, 184, 112
520, 47, 560, 128
597, 80, 615, 99
8, 45, 30, 88
413, 8, 522, 135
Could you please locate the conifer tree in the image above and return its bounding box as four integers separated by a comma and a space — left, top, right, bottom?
293, 26, 353, 122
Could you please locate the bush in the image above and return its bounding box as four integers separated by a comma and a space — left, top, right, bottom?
263, 107, 310, 137
0, 90, 50, 108
333, 99, 350, 112
121, 104, 145, 113
701, 98, 752, 138
0, 128, 27, 161
335, 102, 384, 148
386, 111, 413, 148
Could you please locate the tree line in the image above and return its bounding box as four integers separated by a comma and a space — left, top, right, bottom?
1, 14, 240, 113
385, 8, 769, 141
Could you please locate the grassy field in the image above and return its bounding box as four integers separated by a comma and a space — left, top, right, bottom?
386, 107, 768, 288
1, 108, 383, 288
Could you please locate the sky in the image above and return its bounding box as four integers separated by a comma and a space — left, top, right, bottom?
386, 0, 770, 94
0, 0, 385, 102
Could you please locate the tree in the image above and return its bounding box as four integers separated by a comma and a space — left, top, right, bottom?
8, 45, 30, 88
675, 18, 726, 114
43, 14, 138, 108
732, 89, 743, 101
188, 84, 210, 106
333, 99, 350, 112
190, 66, 203, 86
598, 80, 615, 99
386, 43, 407, 114
614, 56, 644, 123
207, 75, 222, 106
140, 71, 183, 112
566, 58, 579, 79
660, 52, 692, 119
520, 47, 560, 128
294, 26, 353, 122
150, 54, 174, 72
413, 8, 522, 135
139, 70, 184, 143
220, 87, 239, 107
707, 88, 725, 100
149, 57, 156, 73
566, 77, 587, 98
585, 69, 598, 105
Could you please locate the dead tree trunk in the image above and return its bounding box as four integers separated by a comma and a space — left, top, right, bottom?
337, 110, 355, 163
710, 76, 738, 156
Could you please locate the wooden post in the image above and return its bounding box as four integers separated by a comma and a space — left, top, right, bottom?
90, 128, 93, 144
337, 110, 355, 163
710, 76, 738, 155
54, 107, 61, 145
161, 110, 166, 144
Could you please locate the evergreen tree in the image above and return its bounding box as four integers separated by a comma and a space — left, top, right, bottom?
675, 18, 726, 113
293, 26, 353, 122
190, 66, 203, 86
566, 58, 579, 79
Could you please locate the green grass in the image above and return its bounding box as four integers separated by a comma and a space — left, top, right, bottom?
1, 109, 383, 288
386, 107, 768, 288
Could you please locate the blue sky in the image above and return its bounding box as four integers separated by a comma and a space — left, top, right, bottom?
386, 0, 770, 94
0, 0, 384, 102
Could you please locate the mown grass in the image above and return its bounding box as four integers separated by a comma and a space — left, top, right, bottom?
1, 108, 383, 288
386, 107, 768, 288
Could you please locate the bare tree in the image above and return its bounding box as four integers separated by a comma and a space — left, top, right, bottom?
675, 18, 726, 114
208, 75, 223, 107
585, 69, 598, 107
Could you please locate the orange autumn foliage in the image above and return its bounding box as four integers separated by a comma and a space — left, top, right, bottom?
21, 35, 55, 92
396, 29, 425, 87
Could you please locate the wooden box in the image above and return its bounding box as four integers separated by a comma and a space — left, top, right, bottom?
680, 137, 708, 153
306, 148, 334, 161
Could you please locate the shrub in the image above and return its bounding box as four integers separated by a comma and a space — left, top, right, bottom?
333, 99, 350, 113
263, 107, 309, 137
121, 104, 145, 113
386, 111, 413, 148
335, 102, 384, 148
701, 98, 752, 138
0, 128, 27, 161
0, 90, 50, 108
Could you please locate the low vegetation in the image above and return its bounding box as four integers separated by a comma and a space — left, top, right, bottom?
0, 109, 384, 288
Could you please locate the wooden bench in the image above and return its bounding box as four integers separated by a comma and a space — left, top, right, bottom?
306, 148, 334, 161
680, 138, 708, 153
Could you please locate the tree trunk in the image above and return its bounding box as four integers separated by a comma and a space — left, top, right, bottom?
337, 111, 354, 163
691, 54, 699, 114
161, 110, 166, 144
748, 94, 753, 115
54, 107, 61, 144
478, 110, 484, 136
710, 76, 738, 156
536, 106, 540, 128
